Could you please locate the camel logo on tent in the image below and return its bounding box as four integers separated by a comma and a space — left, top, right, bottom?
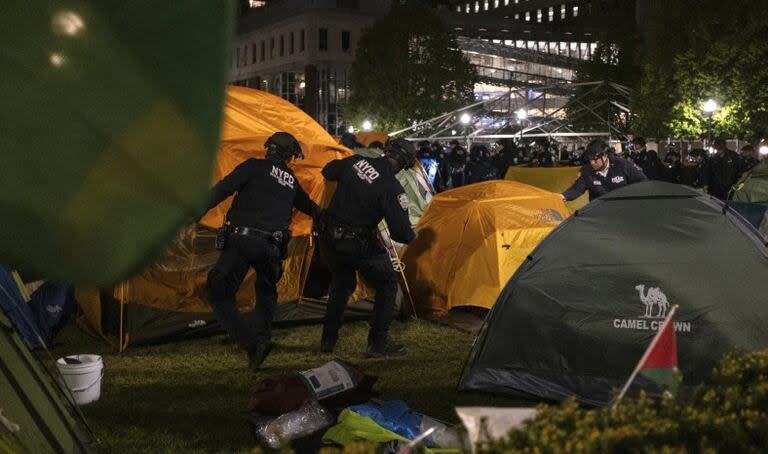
187, 320, 207, 329
635, 284, 669, 319
612, 284, 691, 333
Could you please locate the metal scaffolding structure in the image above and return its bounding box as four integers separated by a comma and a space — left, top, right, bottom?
390, 80, 632, 145
457, 36, 582, 70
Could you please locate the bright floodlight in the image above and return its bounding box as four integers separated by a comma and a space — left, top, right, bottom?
703, 99, 718, 114
362, 120, 373, 131
516, 108, 528, 120
347, 126, 354, 134
760, 145, 768, 156
460, 113, 471, 124
299, 81, 306, 89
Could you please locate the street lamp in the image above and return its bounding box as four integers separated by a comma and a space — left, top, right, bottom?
702, 99, 718, 114
347, 126, 354, 134
702, 99, 718, 147
362, 119, 372, 131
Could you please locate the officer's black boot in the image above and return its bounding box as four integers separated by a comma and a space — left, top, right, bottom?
320, 330, 338, 353
366, 332, 406, 358
247, 341, 273, 370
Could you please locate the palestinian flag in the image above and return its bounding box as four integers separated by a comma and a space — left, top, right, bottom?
615, 305, 680, 405
638, 310, 679, 395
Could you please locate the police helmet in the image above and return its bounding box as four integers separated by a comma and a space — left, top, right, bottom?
583, 139, 611, 161
265, 132, 304, 161
384, 139, 417, 169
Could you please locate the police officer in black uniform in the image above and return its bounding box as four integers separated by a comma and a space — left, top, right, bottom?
199, 132, 320, 370
700, 138, 743, 200
317, 139, 417, 358
562, 139, 647, 202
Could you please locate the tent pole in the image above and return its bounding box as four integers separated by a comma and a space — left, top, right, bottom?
378, 223, 418, 319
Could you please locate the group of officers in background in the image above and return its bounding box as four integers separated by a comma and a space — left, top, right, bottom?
412, 136, 761, 200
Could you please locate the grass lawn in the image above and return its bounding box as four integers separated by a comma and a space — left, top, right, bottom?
48, 319, 530, 453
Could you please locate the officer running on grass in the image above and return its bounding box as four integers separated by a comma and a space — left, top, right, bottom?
198, 132, 320, 370
317, 139, 417, 358
562, 139, 647, 202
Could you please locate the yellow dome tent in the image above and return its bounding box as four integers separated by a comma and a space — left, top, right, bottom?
77, 87, 373, 349
401, 180, 570, 315
505, 166, 589, 210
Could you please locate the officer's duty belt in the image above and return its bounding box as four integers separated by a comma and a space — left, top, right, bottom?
231, 226, 273, 237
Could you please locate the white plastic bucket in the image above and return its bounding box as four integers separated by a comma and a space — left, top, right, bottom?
56, 354, 103, 405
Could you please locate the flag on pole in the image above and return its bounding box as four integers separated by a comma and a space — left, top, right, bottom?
614, 305, 679, 406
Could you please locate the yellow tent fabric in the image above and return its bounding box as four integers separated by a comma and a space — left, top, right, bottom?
505, 166, 589, 210
401, 180, 570, 314
77, 87, 369, 347
355, 132, 389, 148
201, 86, 353, 235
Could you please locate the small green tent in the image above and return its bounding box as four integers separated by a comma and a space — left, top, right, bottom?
0, 310, 90, 452
460, 181, 768, 405
731, 160, 768, 203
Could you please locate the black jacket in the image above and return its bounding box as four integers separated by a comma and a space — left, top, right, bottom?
700, 150, 742, 200
563, 156, 648, 201
322, 155, 415, 244
203, 158, 318, 231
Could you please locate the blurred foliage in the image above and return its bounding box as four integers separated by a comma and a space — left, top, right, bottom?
477, 349, 768, 453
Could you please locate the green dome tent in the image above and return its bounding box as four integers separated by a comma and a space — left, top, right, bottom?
731, 160, 768, 203
459, 181, 768, 405
0, 308, 90, 453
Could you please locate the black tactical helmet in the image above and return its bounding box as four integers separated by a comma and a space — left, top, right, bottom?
583, 139, 611, 161
265, 132, 304, 161
384, 138, 417, 169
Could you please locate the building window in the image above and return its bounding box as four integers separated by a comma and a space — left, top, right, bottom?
270, 37, 274, 59
457, 5, 461, 12
504, 0, 509, 4
561, 3, 566, 19
465, 3, 470, 13
573, 5, 579, 17
260, 40, 265, 61
474, 1, 479, 13
290, 32, 294, 54
235, 47, 240, 68
279, 35, 284, 57
548, 6, 554, 21
300, 29, 305, 51
341, 30, 351, 51
494, 0, 499, 8
525, 11, 530, 21
484, 0, 489, 10
252, 43, 257, 63
536, 9, 542, 22
514, 13, 519, 19
319, 28, 328, 51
